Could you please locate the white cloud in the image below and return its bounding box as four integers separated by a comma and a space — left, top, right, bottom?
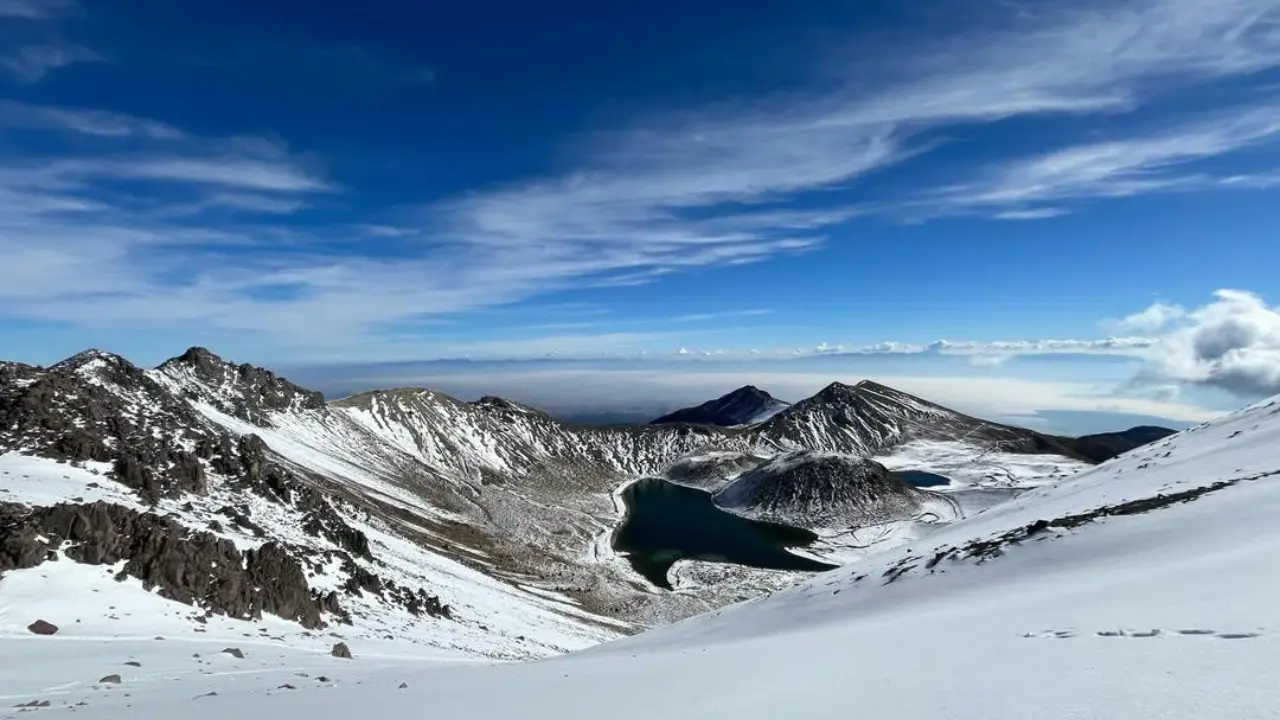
0, 100, 185, 139
1105, 301, 1187, 333
671, 309, 772, 323
427, 0, 1280, 302
1141, 290, 1280, 397
1, 43, 99, 82
992, 208, 1069, 220
944, 105, 1280, 212
358, 224, 421, 238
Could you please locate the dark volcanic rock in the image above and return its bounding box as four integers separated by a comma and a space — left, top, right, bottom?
98, 674, 122, 685
26, 619, 58, 635
0, 501, 336, 629
0, 350, 213, 503
330, 642, 353, 659
713, 451, 927, 529
222, 648, 245, 659
157, 347, 325, 426
652, 386, 789, 427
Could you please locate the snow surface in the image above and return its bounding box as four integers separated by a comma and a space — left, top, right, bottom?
5, 395, 1278, 718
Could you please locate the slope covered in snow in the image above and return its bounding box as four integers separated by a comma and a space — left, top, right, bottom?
4, 392, 1276, 719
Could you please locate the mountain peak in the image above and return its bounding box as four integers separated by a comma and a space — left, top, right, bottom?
163, 346, 230, 372
51, 348, 131, 370
154, 347, 325, 425
651, 386, 790, 427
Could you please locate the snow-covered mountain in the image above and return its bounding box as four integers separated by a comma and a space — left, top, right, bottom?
1, 346, 1175, 668
4, 373, 1276, 719
751, 380, 1084, 457
650, 385, 790, 426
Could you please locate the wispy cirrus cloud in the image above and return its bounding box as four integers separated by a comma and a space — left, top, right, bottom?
0, 100, 184, 139
431, 0, 1280, 276
1, 42, 99, 82
922, 105, 1280, 217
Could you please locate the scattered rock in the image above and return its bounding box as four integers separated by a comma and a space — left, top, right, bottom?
316, 676, 331, 683
330, 641, 352, 659
398, 682, 408, 689
221, 647, 245, 659
98, 674, 122, 684
124, 661, 142, 667
26, 620, 58, 635
276, 684, 297, 690
15, 700, 51, 708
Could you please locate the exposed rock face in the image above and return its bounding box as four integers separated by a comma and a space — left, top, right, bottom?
651, 386, 790, 427
713, 451, 927, 529
156, 347, 325, 426
0, 500, 334, 629
0, 350, 213, 503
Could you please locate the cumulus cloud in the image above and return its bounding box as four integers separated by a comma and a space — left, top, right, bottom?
1143, 290, 1280, 397
1106, 301, 1188, 333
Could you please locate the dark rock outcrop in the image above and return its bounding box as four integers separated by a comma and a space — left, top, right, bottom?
0, 501, 336, 629
157, 347, 325, 426
331, 642, 352, 659
713, 451, 927, 529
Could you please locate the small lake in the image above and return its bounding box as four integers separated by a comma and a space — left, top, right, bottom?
894, 470, 953, 487
613, 478, 836, 589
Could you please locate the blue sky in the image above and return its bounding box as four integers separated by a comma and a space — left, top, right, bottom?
3, 0, 1280, 429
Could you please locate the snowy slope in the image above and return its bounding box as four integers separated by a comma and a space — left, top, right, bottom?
5, 394, 1274, 719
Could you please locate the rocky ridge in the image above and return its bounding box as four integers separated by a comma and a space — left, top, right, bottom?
0, 350, 449, 637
